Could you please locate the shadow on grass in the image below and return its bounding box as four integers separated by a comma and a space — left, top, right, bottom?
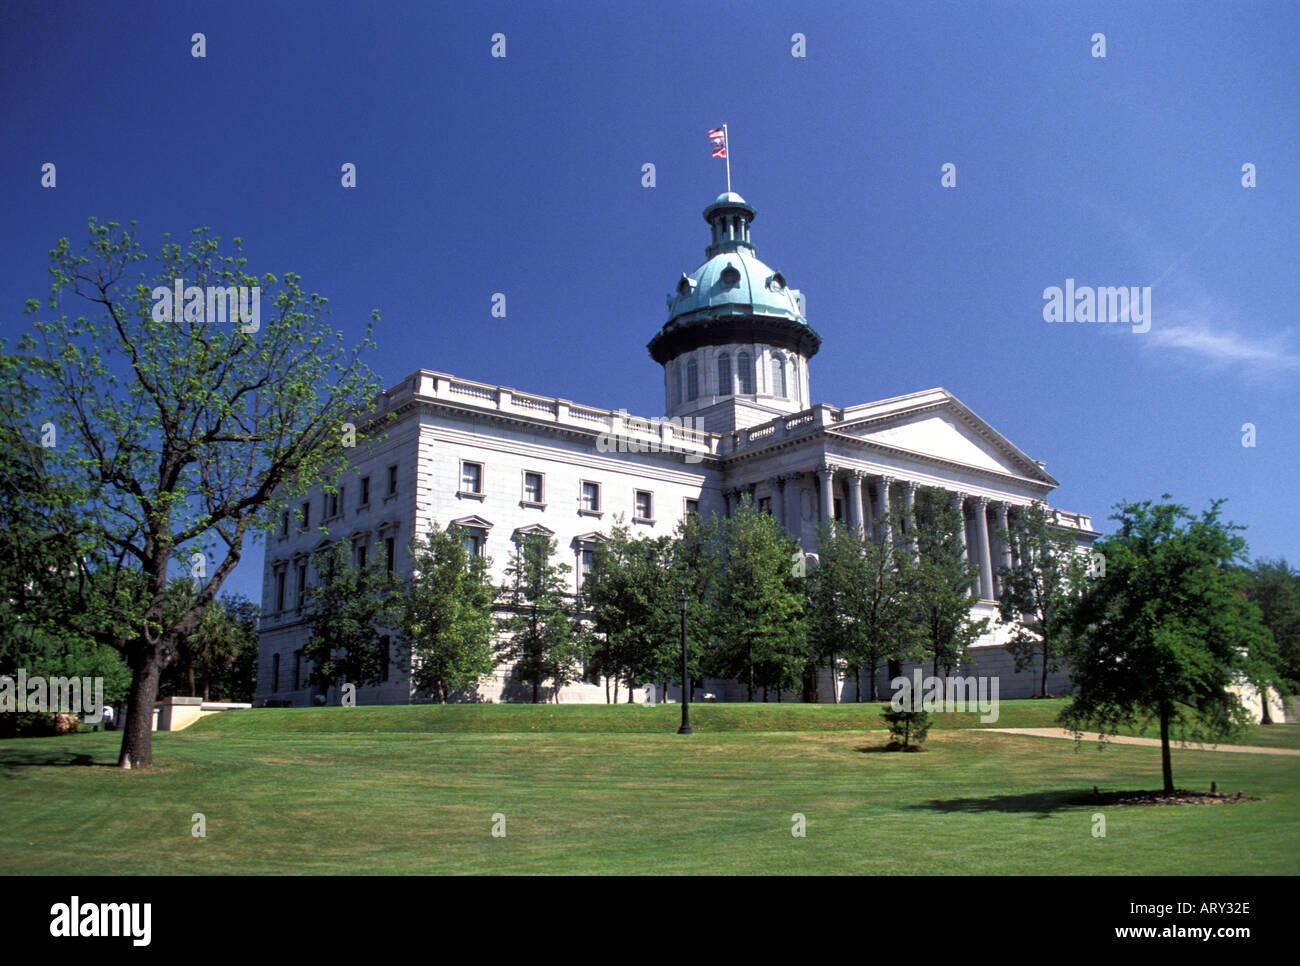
0, 748, 110, 777
907, 789, 1088, 817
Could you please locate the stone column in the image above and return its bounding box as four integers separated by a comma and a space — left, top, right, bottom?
902, 480, 918, 555
950, 491, 975, 596
973, 497, 995, 600
769, 476, 786, 527
816, 463, 836, 525
994, 502, 1012, 598
783, 473, 802, 543
861, 473, 874, 535
848, 470, 866, 534
874, 476, 893, 545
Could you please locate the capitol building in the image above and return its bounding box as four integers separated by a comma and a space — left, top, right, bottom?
257, 190, 1096, 706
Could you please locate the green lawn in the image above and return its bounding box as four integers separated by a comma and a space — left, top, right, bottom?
1, 703, 1296, 875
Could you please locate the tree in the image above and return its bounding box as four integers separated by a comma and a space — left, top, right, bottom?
709, 498, 806, 701
1244, 558, 1300, 695
497, 532, 582, 703
1061, 498, 1280, 793
997, 501, 1093, 697
166, 592, 258, 701
807, 519, 917, 702
12, 220, 383, 766
582, 522, 678, 702
908, 488, 987, 677
302, 542, 398, 702
397, 524, 497, 703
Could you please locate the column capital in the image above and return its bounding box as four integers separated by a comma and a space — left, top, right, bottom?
902, 479, 919, 494
877, 474, 895, 487
817, 460, 838, 477
768, 474, 789, 489
849, 468, 866, 481
974, 495, 991, 508
994, 501, 1010, 524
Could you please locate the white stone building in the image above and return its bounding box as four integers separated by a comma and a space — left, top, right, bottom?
256, 191, 1096, 706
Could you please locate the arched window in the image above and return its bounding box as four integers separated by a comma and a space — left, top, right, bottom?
672, 363, 682, 405
771, 354, 787, 398
686, 357, 699, 400
717, 353, 732, 396
737, 352, 754, 394
793, 360, 801, 400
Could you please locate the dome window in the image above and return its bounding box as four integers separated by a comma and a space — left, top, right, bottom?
768, 271, 787, 291
720, 264, 741, 287
676, 274, 696, 297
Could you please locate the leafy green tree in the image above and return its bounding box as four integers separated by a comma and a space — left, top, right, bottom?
1244, 558, 1300, 695
997, 501, 1093, 696
908, 488, 987, 676
582, 521, 679, 702
1061, 498, 1280, 793
12, 220, 383, 767
165, 592, 258, 701
666, 511, 721, 700
709, 498, 806, 701
497, 532, 582, 703
302, 542, 398, 703
807, 519, 917, 702
398, 524, 497, 703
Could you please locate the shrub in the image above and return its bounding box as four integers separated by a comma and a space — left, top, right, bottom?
880, 705, 932, 749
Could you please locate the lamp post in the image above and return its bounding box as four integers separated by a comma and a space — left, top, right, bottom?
677, 591, 693, 734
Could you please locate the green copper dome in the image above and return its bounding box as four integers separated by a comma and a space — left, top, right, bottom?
647, 193, 821, 365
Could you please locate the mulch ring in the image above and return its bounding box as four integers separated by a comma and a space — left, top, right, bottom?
1074, 788, 1261, 806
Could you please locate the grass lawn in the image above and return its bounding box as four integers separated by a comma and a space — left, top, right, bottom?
1, 702, 1296, 875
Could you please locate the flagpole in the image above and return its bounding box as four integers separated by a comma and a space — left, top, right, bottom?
724, 123, 731, 194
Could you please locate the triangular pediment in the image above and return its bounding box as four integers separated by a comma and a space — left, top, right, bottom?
832, 389, 1057, 484
450, 515, 494, 530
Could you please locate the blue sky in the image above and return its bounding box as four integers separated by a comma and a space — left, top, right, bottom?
2, 0, 1297, 605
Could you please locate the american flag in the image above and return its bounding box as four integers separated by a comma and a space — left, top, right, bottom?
707, 127, 727, 158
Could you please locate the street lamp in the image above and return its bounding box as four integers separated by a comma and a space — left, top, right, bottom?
677, 591, 693, 734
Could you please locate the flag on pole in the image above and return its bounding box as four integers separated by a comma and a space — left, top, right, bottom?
707, 127, 727, 158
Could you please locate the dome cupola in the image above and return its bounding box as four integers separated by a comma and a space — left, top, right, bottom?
648, 193, 822, 430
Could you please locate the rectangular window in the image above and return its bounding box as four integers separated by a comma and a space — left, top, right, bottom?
386, 537, 395, 573
387, 464, 398, 496
833, 497, 844, 521
464, 531, 485, 558
355, 542, 367, 570
294, 650, 302, 690
759, 496, 772, 515
379, 635, 390, 683
581, 481, 601, 513
360, 476, 370, 507
297, 564, 307, 612
272, 654, 280, 693
634, 490, 653, 522
461, 461, 483, 496
301, 501, 310, 530
579, 548, 595, 589
328, 490, 339, 519
281, 510, 289, 537
523, 471, 544, 504
685, 498, 700, 516
686, 359, 699, 400
276, 571, 286, 611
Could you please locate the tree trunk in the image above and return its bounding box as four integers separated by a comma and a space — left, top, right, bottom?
201, 668, 210, 702
532, 680, 539, 704
1159, 704, 1174, 793
831, 652, 839, 704
605, 676, 610, 704
613, 679, 619, 704
854, 667, 861, 703
627, 678, 634, 703
118, 645, 164, 769
186, 660, 195, 697
1040, 642, 1049, 697
869, 665, 877, 703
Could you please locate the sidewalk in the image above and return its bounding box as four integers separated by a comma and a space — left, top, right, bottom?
978, 727, 1300, 756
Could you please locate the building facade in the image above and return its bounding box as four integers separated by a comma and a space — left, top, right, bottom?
256, 191, 1096, 706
